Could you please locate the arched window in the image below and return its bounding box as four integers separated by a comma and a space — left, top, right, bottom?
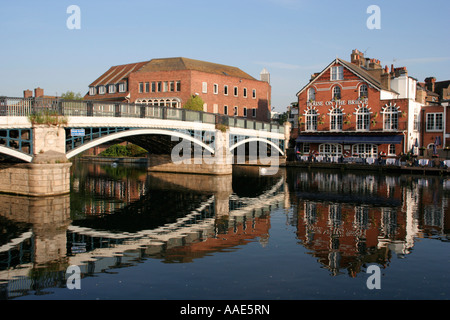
308, 88, 316, 101
356, 106, 371, 131
319, 143, 343, 156
330, 108, 343, 131
352, 144, 378, 158
384, 105, 399, 131
333, 86, 341, 100
305, 109, 318, 131
359, 84, 368, 99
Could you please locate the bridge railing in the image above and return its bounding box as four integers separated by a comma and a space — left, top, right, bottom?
0, 97, 284, 132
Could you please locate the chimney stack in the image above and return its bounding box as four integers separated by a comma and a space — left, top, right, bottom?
34, 87, 44, 98
23, 89, 33, 99
425, 77, 436, 93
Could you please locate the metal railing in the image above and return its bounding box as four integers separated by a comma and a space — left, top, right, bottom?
0, 97, 284, 133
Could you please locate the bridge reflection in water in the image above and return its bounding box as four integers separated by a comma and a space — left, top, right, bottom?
0, 163, 448, 299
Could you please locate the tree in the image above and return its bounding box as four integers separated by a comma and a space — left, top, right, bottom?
183, 95, 204, 111
61, 91, 83, 100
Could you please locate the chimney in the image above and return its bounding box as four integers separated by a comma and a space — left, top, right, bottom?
260, 68, 270, 84
351, 49, 364, 67
23, 89, 33, 99
34, 87, 44, 98
381, 73, 391, 90
425, 77, 436, 92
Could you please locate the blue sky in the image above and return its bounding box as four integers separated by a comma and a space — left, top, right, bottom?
1, 0, 449, 112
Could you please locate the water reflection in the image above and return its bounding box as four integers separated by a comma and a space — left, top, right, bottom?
0, 162, 448, 299
286, 169, 450, 276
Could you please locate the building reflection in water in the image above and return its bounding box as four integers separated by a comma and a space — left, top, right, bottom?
287, 169, 450, 277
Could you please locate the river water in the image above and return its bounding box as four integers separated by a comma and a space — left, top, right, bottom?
0, 161, 449, 300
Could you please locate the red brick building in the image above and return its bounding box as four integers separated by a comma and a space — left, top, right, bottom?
84, 57, 272, 122
294, 49, 423, 159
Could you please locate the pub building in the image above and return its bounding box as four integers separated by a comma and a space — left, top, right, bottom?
294, 49, 422, 162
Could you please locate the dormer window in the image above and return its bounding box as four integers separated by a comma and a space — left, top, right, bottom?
89, 87, 96, 95
118, 83, 126, 93
109, 84, 116, 94
98, 86, 105, 95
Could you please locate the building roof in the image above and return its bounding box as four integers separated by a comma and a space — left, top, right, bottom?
136, 57, 256, 80
89, 61, 149, 87
296, 58, 394, 96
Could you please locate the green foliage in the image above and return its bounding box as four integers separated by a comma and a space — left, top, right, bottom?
61, 91, 83, 100
28, 110, 68, 126
183, 95, 204, 111
99, 143, 148, 158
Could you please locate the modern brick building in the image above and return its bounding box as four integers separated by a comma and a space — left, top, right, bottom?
294, 49, 423, 159
84, 57, 272, 122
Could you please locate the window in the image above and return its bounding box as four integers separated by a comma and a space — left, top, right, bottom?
243, 107, 247, 117
176, 81, 181, 91
252, 108, 256, 118
414, 113, 420, 131
331, 66, 344, 81
243, 88, 247, 98
383, 105, 399, 131
332, 86, 341, 100
302, 143, 310, 154
163, 81, 168, 92
252, 89, 256, 99
234, 106, 238, 116
356, 107, 371, 131
352, 144, 378, 158
98, 86, 105, 94
202, 82, 208, 93
305, 109, 318, 131
224, 105, 228, 115
234, 86, 238, 97
170, 81, 175, 92
151, 82, 156, 92
426, 113, 443, 131
389, 144, 396, 156
89, 87, 96, 95
108, 84, 116, 94
224, 85, 228, 95
139, 83, 144, 93
359, 84, 368, 99
213, 104, 218, 113
319, 143, 343, 156
145, 82, 150, 93
157, 82, 162, 92
213, 84, 218, 94
308, 88, 316, 101
118, 83, 126, 93
330, 108, 343, 131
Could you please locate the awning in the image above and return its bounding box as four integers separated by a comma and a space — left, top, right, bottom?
296, 134, 404, 144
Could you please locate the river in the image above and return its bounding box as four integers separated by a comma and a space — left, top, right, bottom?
0, 161, 449, 301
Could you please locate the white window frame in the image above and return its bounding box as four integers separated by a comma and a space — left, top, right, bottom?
356, 107, 371, 131
213, 84, 218, 94
98, 86, 106, 95
202, 82, 208, 94
383, 105, 399, 131
224, 85, 228, 96
388, 144, 396, 156
308, 88, 316, 101
234, 86, 238, 97
118, 83, 126, 93
426, 113, 443, 131
305, 109, 318, 132
108, 84, 116, 94
359, 84, 368, 99
330, 108, 343, 131
352, 144, 378, 158
252, 89, 256, 99
332, 86, 341, 100
89, 87, 96, 95
331, 66, 344, 81
319, 143, 343, 156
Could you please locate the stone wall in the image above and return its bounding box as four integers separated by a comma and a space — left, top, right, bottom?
0, 163, 72, 196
